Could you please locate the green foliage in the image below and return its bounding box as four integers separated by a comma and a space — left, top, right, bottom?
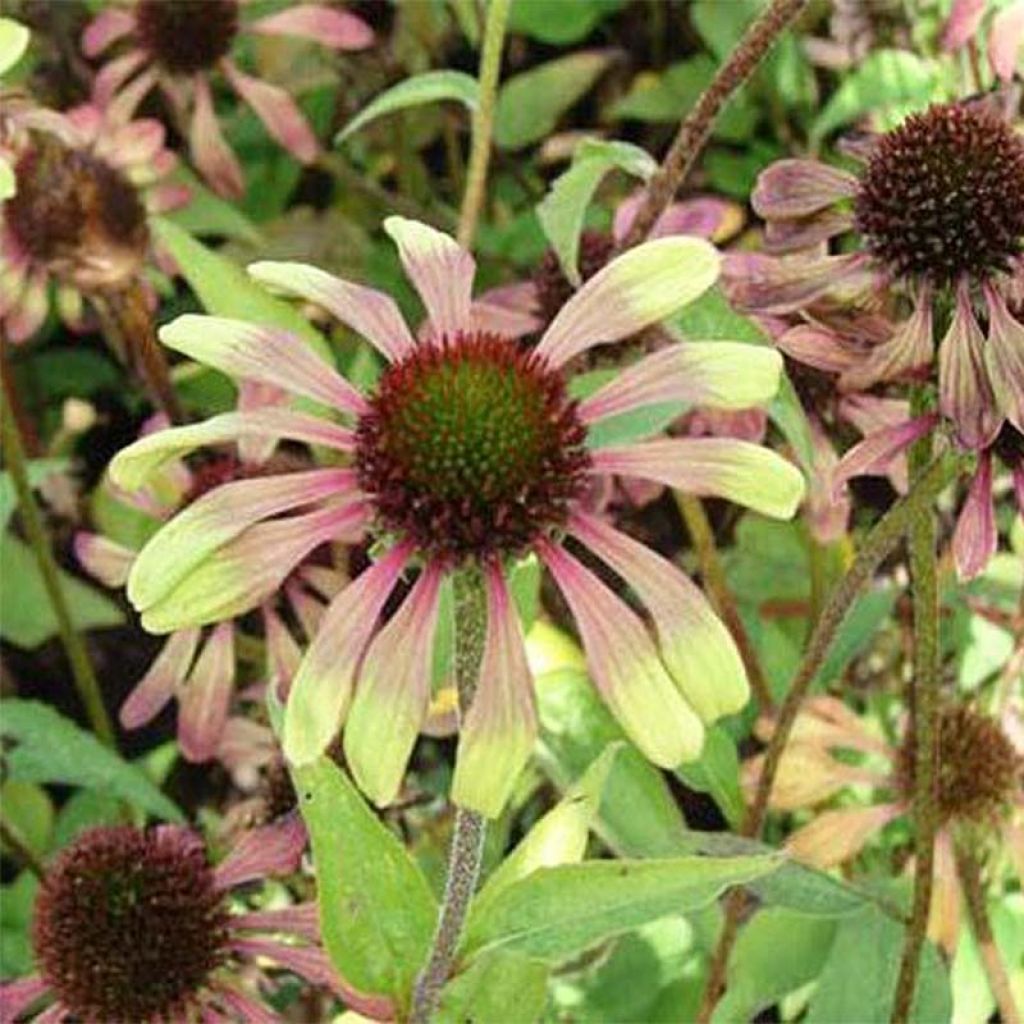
507, 0, 626, 44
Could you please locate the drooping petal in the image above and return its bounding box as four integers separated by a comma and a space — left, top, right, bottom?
106, 66, 159, 125
927, 831, 962, 956
82, 8, 136, 56
942, 0, 987, 50
383, 217, 475, 339
109, 409, 355, 491
74, 531, 135, 587
248, 261, 416, 362
246, 3, 374, 49
984, 286, 1024, 432
614, 192, 740, 243
591, 438, 806, 520
178, 623, 234, 762
744, 744, 887, 811
207, 984, 277, 1024
190, 76, 244, 199
751, 159, 859, 219
6, 270, 49, 344
764, 209, 854, 253
774, 324, 865, 374
535, 236, 720, 369
830, 414, 940, 496
96, 118, 167, 170
231, 903, 319, 940
452, 565, 538, 818
580, 342, 782, 425
569, 512, 748, 723
283, 543, 412, 765
989, 0, 1024, 79
128, 467, 356, 614
537, 539, 705, 767
264, 606, 303, 697
939, 286, 1001, 449
140, 502, 369, 633
785, 803, 902, 868
235, 379, 290, 466
120, 628, 201, 729
0, 975, 48, 1024
723, 251, 872, 315
805, 418, 851, 544
839, 298, 934, 392
343, 564, 445, 806
213, 813, 307, 890
221, 59, 318, 164
91, 48, 147, 107
952, 454, 997, 582
160, 315, 368, 415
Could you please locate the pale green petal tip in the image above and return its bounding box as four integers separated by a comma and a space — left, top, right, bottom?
0, 159, 15, 202
0, 19, 30, 78
768, 456, 808, 520
282, 704, 332, 768
452, 732, 533, 819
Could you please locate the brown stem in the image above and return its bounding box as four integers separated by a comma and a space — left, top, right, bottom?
675, 493, 775, 714
955, 842, 1021, 1024
617, 0, 809, 251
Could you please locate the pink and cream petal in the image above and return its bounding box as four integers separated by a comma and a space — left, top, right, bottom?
751, 159, 858, 219
989, 0, 1024, 79
927, 830, 962, 956
74, 531, 136, 587
214, 813, 308, 891
246, 3, 374, 49
785, 803, 903, 868
82, 8, 137, 57
105, 66, 159, 125
764, 209, 854, 254
343, 564, 445, 807
452, 565, 538, 818
284, 543, 412, 766
0, 976, 49, 1024
190, 76, 244, 199
178, 623, 235, 762
746, 744, 886, 811
723, 251, 872, 315
952, 454, 997, 582
984, 286, 1024, 432
839, 299, 934, 392
91, 48, 147, 107
591, 438, 806, 520
248, 261, 416, 362
942, 0, 987, 50
231, 903, 320, 941
6, 270, 49, 343
537, 540, 705, 767
535, 236, 720, 369
830, 414, 940, 496
120, 627, 201, 729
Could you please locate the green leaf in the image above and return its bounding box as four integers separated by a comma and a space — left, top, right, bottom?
0, 872, 37, 980
165, 166, 264, 244
0, 458, 68, 533
336, 71, 479, 145
292, 757, 437, 1005
52, 789, 126, 848
461, 853, 779, 962
0, 17, 30, 78
807, 905, 952, 1023
507, 0, 625, 44
0, 700, 183, 822
0, 781, 54, 857
537, 138, 656, 285
584, 401, 688, 450
0, 535, 124, 649
811, 50, 938, 143
674, 725, 744, 828
495, 51, 616, 151
437, 949, 550, 1024
813, 585, 898, 685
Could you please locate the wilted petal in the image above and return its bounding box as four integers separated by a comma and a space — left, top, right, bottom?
831, 414, 939, 496
723, 251, 871, 315
248, 261, 416, 362
984, 287, 1024, 432
537, 539, 705, 767
990, 0, 1024, 79
569, 512, 748, 723
764, 209, 854, 253
384, 217, 475, 339
74, 531, 135, 587
786, 803, 902, 868
580, 342, 782, 424
283, 543, 412, 765
452, 565, 537, 818
344, 564, 445, 806
6, 270, 49, 343
805, 418, 851, 544
927, 831, 962, 956
231, 903, 319, 940
247, 3, 374, 49
190, 76, 244, 198
839, 299, 933, 392
214, 813, 307, 890
613, 192, 739, 242
752, 159, 859, 219
952, 454, 997, 581
179, 623, 234, 762
98, 118, 167, 170
120, 628, 200, 729
942, 0, 986, 50
745, 744, 883, 811
0, 975, 48, 1024
591, 438, 806, 520
82, 8, 136, 56
535, 236, 720, 369
91, 48, 147, 107
208, 984, 277, 1024
264, 606, 302, 696
222, 59, 318, 164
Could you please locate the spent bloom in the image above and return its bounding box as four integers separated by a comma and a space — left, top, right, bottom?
0, 99, 187, 343
83, 0, 373, 197
0, 818, 369, 1023
109, 216, 804, 818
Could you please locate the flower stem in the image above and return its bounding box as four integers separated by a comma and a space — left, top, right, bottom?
0, 391, 117, 748
410, 570, 489, 1023
695, 448, 965, 1022
617, 0, 809, 251
456, 0, 512, 249
675, 493, 774, 714
891, 388, 941, 1024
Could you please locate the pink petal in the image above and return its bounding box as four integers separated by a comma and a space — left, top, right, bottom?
190, 75, 244, 198
839, 297, 934, 391
221, 59, 317, 165
120, 628, 201, 729
939, 285, 1001, 449
206, 984, 277, 1024
469, 286, 543, 337
990, 0, 1024, 79
831, 414, 939, 496
214, 812, 308, 890
144, 182, 192, 214
614, 192, 737, 242
537, 539, 705, 766
805, 418, 851, 544
984, 286, 1024, 432
6, 270, 50, 344
686, 407, 768, 443
231, 903, 319, 940
837, 394, 912, 491
952, 454, 997, 581
91, 48, 147, 108
722, 251, 872, 315
452, 565, 538, 818
775, 323, 863, 373
96, 118, 166, 171
178, 622, 235, 762
751, 159, 859, 219
764, 209, 854, 254
106, 66, 159, 125
230, 938, 336, 988
0, 975, 48, 1024
246, 4, 374, 49
942, 0, 987, 50
264, 606, 303, 697
82, 8, 137, 57
74, 531, 135, 587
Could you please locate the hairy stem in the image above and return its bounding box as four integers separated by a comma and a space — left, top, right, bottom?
0, 392, 116, 748
891, 390, 941, 1024
675, 493, 774, 714
696, 448, 965, 1022
456, 0, 512, 248
955, 842, 1021, 1024
410, 571, 489, 1023
618, 0, 809, 250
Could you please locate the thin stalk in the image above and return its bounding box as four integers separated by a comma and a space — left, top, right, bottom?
0, 393, 116, 748
617, 0, 809, 250
891, 388, 941, 1024
456, 0, 512, 248
675, 493, 774, 714
695, 448, 965, 1022
410, 570, 489, 1023
0, 817, 46, 879
954, 842, 1021, 1024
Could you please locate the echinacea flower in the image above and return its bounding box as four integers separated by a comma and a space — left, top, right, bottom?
0, 818, 379, 1023
108, 216, 804, 818
745, 697, 1024, 954
0, 99, 187, 343
75, 402, 357, 763
83, 0, 373, 197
